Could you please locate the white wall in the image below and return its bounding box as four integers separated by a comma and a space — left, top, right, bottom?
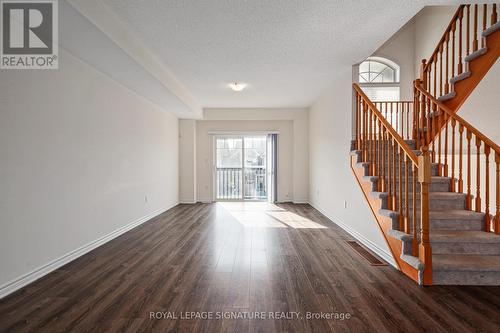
308, 68, 395, 265
413, 6, 456, 77
195, 108, 309, 203
179, 120, 197, 203
0, 48, 179, 295
372, 20, 416, 100
460, 61, 500, 143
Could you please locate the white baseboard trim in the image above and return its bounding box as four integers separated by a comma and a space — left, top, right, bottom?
310, 202, 397, 268
292, 200, 309, 204
0, 203, 178, 299
179, 200, 197, 204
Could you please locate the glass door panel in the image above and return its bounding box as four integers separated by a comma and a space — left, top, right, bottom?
216, 137, 243, 200
243, 137, 267, 200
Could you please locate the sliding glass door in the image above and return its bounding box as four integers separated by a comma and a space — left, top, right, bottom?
215, 136, 267, 201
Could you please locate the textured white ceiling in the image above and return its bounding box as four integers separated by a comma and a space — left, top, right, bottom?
98, 0, 459, 109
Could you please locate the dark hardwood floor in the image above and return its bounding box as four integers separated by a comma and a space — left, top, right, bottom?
1, 202, 500, 332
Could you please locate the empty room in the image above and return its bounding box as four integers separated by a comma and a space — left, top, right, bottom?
1, 1, 499, 332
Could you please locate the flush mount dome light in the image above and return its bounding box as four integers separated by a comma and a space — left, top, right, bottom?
229, 82, 246, 92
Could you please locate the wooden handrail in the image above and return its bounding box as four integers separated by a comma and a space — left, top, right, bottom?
353, 84, 419, 165
414, 81, 500, 154
423, 5, 465, 73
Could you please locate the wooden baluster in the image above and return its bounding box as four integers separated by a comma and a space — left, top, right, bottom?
445, 32, 450, 95
482, 4, 487, 48
427, 97, 432, 149
439, 44, 443, 97
433, 56, 437, 98
388, 132, 393, 210
396, 103, 400, 135
405, 156, 410, 234
458, 124, 464, 192
369, 110, 373, 175
473, 4, 478, 52
412, 163, 418, 257
444, 111, 449, 177
419, 146, 432, 285
414, 90, 419, 148
428, 68, 432, 98
475, 137, 481, 213
433, 104, 443, 176
390, 102, 393, 128
451, 118, 456, 192
466, 5, 471, 56
399, 147, 404, 231
363, 101, 368, 162
485, 145, 491, 232
406, 102, 410, 140
356, 92, 361, 150
382, 127, 386, 193
373, 111, 377, 177
495, 152, 500, 234
458, 8, 463, 74
398, 147, 405, 231
492, 4, 497, 25
466, 129, 472, 210
392, 137, 397, 210
400, 103, 403, 137
451, 22, 456, 80
361, 101, 364, 160
378, 120, 382, 191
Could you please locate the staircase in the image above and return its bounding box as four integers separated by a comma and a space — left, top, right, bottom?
420, 4, 500, 113
350, 3, 499, 286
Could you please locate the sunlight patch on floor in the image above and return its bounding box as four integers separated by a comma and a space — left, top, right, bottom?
218, 202, 327, 229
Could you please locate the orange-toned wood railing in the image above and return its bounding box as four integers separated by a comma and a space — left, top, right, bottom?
420, 4, 498, 100
354, 84, 432, 283
414, 80, 500, 233
373, 101, 414, 140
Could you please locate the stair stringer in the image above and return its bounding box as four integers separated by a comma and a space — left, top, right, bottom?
443, 27, 500, 112
350, 153, 425, 284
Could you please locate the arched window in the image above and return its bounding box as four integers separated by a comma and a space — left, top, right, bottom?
358, 57, 400, 101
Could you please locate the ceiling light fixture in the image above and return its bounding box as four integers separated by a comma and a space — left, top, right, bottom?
229, 82, 246, 92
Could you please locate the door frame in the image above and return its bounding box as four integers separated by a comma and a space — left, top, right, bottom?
212, 133, 274, 202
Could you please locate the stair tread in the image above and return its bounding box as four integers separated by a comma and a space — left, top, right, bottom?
450, 71, 471, 84
464, 47, 487, 62
430, 176, 451, 183
483, 21, 500, 37
437, 91, 456, 102
433, 254, 500, 272
430, 210, 485, 220
429, 192, 466, 199
430, 230, 500, 243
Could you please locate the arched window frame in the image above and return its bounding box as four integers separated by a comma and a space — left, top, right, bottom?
358, 56, 401, 101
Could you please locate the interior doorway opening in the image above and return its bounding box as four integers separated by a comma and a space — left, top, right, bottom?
214, 135, 277, 202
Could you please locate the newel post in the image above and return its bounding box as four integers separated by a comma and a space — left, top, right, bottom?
420, 59, 428, 90
418, 146, 432, 285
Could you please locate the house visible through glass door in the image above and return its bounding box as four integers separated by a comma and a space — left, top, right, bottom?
215, 136, 267, 201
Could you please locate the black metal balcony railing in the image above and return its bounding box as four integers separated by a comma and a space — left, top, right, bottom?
216, 168, 242, 200
244, 167, 266, 199
216, 167, 266, 200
